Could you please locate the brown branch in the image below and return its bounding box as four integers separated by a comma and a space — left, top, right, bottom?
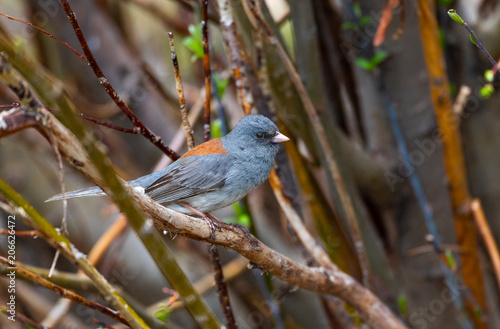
5, 90, 407, 329
28, 96, 406, 328
0, 256, 129, 326
0, 17, 407, 329
59, 0, 178, 160
168, 32, 194, 149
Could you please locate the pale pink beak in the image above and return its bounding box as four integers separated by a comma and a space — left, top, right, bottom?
272, 132, 290, 143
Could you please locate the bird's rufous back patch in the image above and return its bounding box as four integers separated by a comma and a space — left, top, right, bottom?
180, 138, 229, 158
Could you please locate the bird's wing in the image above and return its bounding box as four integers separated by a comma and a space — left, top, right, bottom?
144, 154, 232, 204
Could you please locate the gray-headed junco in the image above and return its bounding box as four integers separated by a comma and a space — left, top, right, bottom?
47, 115, 289, 215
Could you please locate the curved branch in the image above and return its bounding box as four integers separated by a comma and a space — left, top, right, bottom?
40, 95, 406, 329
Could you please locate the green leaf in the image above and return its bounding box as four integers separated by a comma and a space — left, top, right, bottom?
353, 2, 362, 18
359, 16, 374, 28
438, 0, 453, 6
341, 21, 357, 31
474, 307, 483, 319
444, 250, 456, 269
182, 24, 204, 62
13, 36, 26, 51
211, 119, 223, 139
213, 73, 230, 99
484, 70, 494, 82
227, 202, 251, 227
355, 52, 388, 71
371, 51, 388, 66
397, 294, 408, 316
154, 305, 172, 323
469, 33, 478, 46
354, 58, 374, 71
447, 9, 464, 25
480, 84, 494, 98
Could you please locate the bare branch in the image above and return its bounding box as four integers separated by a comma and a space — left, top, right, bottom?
168, 32, 195, 149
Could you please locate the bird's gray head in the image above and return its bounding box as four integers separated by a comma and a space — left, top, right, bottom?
222, 115, 289, 160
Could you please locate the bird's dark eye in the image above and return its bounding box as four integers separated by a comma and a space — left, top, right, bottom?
256, 132, 264, 139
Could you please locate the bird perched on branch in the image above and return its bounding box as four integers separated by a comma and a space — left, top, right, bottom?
47, 115, 289, 217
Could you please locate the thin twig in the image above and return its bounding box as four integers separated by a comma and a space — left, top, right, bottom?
470, 199, 500, 290
0, 256, 130, 326
448, 9, 496, 68
59, 0, 178, 160
202, 0, 212, 141
80, 113, 142, 134
168, 32, 195, 149
0, 12, 86, 61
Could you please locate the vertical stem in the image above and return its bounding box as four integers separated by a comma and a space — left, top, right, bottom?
168, 32, 195, 149
201, 2, 237, 327
202, 0, 211, 141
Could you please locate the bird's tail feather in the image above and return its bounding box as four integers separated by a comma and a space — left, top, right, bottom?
45, 186, 106, 202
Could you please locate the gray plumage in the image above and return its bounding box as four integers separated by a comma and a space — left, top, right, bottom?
46, 115, 288, 214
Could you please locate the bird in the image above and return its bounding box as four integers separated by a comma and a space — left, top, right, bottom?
47, 115, 289, 217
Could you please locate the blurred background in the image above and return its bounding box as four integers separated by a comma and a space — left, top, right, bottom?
1, 0, 500, 328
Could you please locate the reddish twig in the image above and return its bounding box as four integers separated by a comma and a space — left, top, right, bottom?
168, 32, 195, 149
80, 113, 142, 134
0, 12, 86, 61
202, 0, 212, 141
373, 0, 401, 47
59, 0, 178, 160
